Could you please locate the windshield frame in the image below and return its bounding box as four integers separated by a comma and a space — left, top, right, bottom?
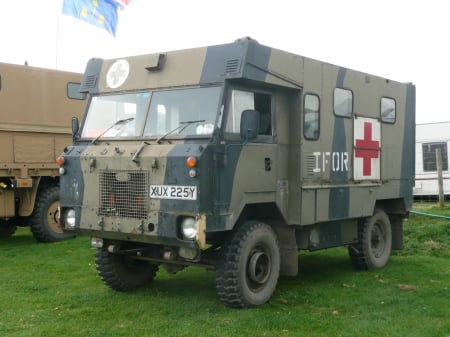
78, 86, 223, 141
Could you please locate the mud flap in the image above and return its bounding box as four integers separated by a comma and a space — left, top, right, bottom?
391, 218, 403, 250
273, 223, 298, 276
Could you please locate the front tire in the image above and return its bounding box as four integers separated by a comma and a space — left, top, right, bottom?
29, 185, 74, 242
215, 221, 280, 308
95, 246, 159, 291
349, 208, 392, 270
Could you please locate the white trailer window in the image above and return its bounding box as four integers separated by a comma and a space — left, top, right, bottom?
422, 142, 448, 171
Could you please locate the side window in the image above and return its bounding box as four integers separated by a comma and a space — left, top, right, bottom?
225, 90, 253, 133
422, 142, 448, 171
255, 93, 272, 135
381, 97, 396, 123
334, 88, 353, 117
304, 94, 320, 140
225, 89, 272, 136
67, 82, 87, 100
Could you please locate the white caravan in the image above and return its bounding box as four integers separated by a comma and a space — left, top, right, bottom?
414, 121, 450, 198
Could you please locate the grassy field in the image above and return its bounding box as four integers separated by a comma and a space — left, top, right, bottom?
1, 204, 449, 337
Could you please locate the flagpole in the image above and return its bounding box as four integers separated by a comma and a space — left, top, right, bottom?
55, 0, 63, 70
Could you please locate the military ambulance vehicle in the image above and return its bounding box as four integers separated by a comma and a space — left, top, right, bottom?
58, 37, 415, 308
0, 63, 85, 241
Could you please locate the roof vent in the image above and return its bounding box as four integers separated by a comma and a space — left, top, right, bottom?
225, 59, 239, 73
145, 54, 166, 72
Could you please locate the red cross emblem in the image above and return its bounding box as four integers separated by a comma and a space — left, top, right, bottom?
106, 60, 130, 89
354, 118, 381, 180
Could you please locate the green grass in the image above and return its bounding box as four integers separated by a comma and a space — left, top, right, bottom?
1, 204, 449, 337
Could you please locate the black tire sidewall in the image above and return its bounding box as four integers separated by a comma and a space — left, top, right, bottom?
216, 221, 280, 308
30, 185, 74, 242
364, 210, 392, 269
238, 225, 280, 305
95, 246, 158, 291
0, 220, 17, 238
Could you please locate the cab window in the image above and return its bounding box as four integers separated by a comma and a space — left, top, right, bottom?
304, 94, 320, 140
225, 89, 272, 137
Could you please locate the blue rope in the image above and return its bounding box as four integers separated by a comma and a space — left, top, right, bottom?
410, 210, 450, 220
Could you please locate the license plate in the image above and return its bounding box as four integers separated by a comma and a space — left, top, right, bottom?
149, 185, 197, 200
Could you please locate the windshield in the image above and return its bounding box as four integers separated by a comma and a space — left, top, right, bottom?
80, 86, 221, 139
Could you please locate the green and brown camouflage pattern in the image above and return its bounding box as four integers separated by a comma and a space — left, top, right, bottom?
60, 37, 415, 258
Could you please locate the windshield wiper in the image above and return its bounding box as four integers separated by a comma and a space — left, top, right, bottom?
156, 119, 205, 144
90, 117, 135, 145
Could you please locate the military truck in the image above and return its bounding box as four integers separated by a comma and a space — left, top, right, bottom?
58, 37, 415, 308
0, 63, 85, 241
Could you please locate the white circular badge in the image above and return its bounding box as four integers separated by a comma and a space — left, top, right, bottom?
106, 59, 130, 88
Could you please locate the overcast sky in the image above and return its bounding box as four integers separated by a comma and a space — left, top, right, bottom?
1, 0, 448, 124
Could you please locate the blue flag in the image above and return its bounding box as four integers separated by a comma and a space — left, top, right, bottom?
62, 0, 119, 37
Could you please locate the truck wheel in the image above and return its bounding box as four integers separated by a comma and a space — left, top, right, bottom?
215, 221, 280, 308
0, 220, 17, 238
29, 185, 74, 242
349, 208, 392, 270
95, 246, 159, 291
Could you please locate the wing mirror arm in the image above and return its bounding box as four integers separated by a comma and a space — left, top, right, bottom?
71, 117, 79, 141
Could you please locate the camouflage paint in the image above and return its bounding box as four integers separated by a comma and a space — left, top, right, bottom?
59, 38, 415, 256
400, 84, 416, 209
59, 145, 87, 229
328, 67, 350, 220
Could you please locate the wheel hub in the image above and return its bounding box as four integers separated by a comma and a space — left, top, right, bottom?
371, 224, 385, 257
247, 250, 271, 285
47, 200, 63, 234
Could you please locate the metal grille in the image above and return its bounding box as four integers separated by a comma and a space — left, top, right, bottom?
98, 170, 148, 219
225, 59, 239, 73
80, 74, 97, 91
306, 154, 317, 176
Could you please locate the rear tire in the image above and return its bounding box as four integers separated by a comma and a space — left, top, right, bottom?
349, 208, 392, 270
29, 185, 75, 242
0, 220, 17, 238
215, 221, 280, 308
95, 246, 159, 291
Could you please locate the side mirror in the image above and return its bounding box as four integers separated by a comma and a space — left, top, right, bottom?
240, 109, 260, 140
71, 117, 79, 141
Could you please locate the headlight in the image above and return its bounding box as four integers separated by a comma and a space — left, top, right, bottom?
181, 217, 197, 240
64, 208, 76, 230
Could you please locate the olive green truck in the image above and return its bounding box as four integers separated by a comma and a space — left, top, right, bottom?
0, 63, 85, 241
58, 38, 415, 307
